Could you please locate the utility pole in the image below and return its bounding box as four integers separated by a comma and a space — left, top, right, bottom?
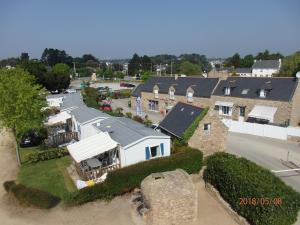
171, 60, 173, 76
160, 63, 162, 76
73, 62, 77, 78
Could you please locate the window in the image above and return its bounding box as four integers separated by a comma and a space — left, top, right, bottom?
187, 92, 193, 102
150, 146, 159, 158
239, 106, 245, 117
204, 123, 211, 136
224, 87, 231, 95
154, 89, 158, 99
259, 89, 266, 98
169, 90, 175, 100
222, 106, 230, 115
241, 89, 249, 95
149, 100, 159, 111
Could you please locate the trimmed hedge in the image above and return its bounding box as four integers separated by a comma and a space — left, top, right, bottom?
27, 148, 68, 163
204, 152, 300, 225
67, 147, 203, 205
3, 181, 60, 209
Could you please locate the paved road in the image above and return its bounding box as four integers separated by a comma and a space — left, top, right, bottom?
227, 132, 300, 192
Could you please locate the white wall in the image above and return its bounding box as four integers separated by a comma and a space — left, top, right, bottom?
80, 123, 100, 140
252, 68, 279, 77
223, 119, 300, 140
120, 136, 170, 167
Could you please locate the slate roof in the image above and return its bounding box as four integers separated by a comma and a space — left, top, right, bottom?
235, 68, 252, 73
213, 77, 298, 102
131, 84, 145, 97
70, 106, 109, 123
137, 76, 219, 98
159, 102, 204, 138
93, 117, 167, 147
61, 93, 85, 110
252, 60, 280, 69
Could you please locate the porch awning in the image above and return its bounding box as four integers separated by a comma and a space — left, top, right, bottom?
46, 111, 71, 125
248, 105, 277, 122
67, 132, 118, 163
215, 101, 234, 107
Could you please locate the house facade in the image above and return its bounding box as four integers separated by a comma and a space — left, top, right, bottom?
212, 77, 300, 126
131, 76, 219, 115
252, 59, 281, 77
234, 67, 252, 77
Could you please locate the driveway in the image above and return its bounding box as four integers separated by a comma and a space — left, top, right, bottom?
111, 98, 164, 123
226, 132, 300, 192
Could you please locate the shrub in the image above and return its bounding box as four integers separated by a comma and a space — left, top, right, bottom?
9, 183, 61, 209
27, 148, 68, 163
67, 147, 203, 205
3, 180, 16, 192
143, 119, 152, 127
133, 115, 144, 123
204, 152, 300, 225
125, 112, 132, 118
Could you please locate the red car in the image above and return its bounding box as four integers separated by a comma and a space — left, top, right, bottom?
100, 104, 112, 111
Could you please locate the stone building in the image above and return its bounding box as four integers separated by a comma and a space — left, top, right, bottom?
141, 169, 197, 225
212, 77, 300, 126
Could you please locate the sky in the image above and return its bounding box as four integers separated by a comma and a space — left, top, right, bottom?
0, 0, 299, 59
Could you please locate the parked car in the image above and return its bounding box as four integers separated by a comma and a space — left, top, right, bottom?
50, 90, 60, 94
100, 104, 112, 111
64, 89, 76, 94
120, 83, 136, 88
20, 130, 42, 148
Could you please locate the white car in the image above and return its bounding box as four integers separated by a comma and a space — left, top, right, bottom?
64, 89, 76, 94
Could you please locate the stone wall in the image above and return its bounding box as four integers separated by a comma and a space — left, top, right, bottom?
140, 91, 211, 114
188, 110, 228, 156
211, 95, 292, 125
290, 80, 300, 127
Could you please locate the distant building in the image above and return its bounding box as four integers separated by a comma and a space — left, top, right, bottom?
252, 59, 281, 77
234, 68, 252, 77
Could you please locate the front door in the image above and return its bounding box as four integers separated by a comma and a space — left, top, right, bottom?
239, 106, 245, 121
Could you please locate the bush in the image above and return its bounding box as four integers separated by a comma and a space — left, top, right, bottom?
143, 119, 152, 127
67, 147, 203, 205
204, 152, 300, 225
133, 115, 144, 123
9, 183, 60, 209
27, 148, 68, 163
3, 180, 16, 192
125, 112, 132, 118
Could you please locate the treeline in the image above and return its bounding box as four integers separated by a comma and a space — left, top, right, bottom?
223, 50, 300, 77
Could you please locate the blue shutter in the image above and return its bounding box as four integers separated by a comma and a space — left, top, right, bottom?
145, 147, 150, 160
160, 143, 164, 156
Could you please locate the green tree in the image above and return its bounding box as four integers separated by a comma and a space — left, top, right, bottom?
179, 61, 201, 75
240, 54, 254, 67
0, 68, 46, 138
225, 53, 241, 68
41, 48, 73, 67
279, 51, 300, 77
44, 63, 71, 90
128, 53, 141, 76
255, 50, 283, 60
141, 71, 152, 81
20, 60, 48, 86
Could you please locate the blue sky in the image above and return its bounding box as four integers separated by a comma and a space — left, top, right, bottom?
0, 0, 299, 59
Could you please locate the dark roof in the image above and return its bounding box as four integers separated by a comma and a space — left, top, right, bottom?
138, 76, 219, 98
159, 102, 204, 138
131, 84, 144, 97
235, 68, 252, 73
213, 77, 298, 102
252, 60, 280, 69
93, 117, 167, 147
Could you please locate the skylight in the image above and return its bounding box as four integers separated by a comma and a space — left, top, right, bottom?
181, 108, 184, 111
241, 89, 249, 95
191, 111, 194, 115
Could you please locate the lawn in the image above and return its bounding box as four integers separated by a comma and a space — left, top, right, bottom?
18, 156, 76, 200
19, 146, 40, 164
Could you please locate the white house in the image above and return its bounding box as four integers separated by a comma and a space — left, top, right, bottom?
252, 59, 281, 77
235, 67, 252, 77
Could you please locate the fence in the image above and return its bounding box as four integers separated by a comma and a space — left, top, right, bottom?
45, 132, 78, 147
223, 119, 300, 140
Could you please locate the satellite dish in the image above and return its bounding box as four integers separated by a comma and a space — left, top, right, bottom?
296, 71, 300, 78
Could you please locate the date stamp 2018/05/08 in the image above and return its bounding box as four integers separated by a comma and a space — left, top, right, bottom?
239, 198, 282, 206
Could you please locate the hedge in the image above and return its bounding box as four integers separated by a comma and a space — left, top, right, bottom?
181, 107, 209, 144
3, 181, 60, 209
27, 148, 68, 163
204, 152, 300, 225
67, 147, 203, 205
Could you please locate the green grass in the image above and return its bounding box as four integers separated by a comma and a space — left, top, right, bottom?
19, 146, 40, 164
18, 156, 76, 200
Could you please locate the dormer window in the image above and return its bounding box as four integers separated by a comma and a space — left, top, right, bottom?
187, 92, 193, 102
225, 87, 231, 95
169, 89, 175, 100
154, 89, 159, 99
259, 89, 266, 98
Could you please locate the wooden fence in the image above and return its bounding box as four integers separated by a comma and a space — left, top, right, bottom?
45, 132, 78, 147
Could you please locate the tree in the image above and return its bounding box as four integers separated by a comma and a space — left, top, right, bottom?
255, 50, 283, 60
279, 51, 300, 77
128, 53, 141, 76
141, 55, 152, 71
179, 61, 201, 75
225, 53, 241, 68
82, 54, 99, 63
141, 71, 152, 81
240, 54, 254, 67
0, 68, 46, 138
20, 60, 47, 86
20, 52, 29, 62
44, 63, 71, 90
179, 53, 211, 72
41, 48, 73, 67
